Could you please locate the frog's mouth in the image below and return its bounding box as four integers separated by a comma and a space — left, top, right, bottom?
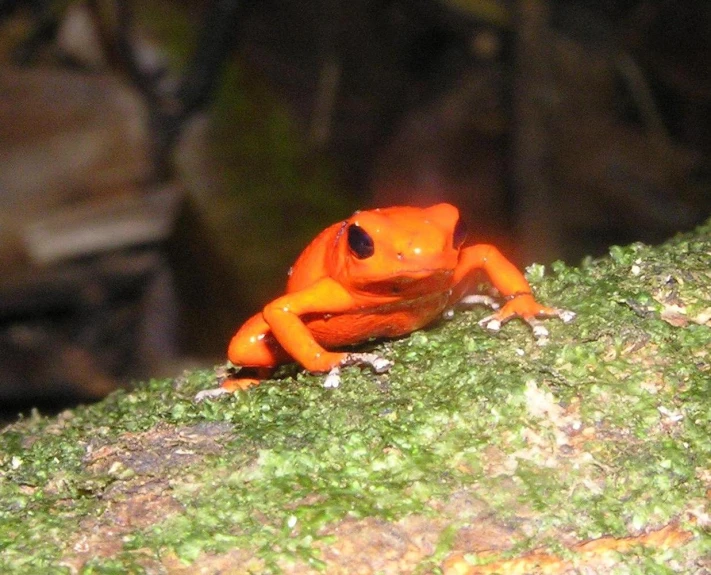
360, 268, 454, 296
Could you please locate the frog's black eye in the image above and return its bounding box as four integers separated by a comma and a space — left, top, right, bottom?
347, 224, 374, 259
453, 217, 468, 248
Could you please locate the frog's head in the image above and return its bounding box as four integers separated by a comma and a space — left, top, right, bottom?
332, 203, 467, 297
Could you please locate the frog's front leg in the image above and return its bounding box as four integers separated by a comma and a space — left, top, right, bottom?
263, 278, 393, 379
453, 244, 575, 338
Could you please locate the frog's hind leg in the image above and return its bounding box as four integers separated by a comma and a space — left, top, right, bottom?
227, 313, 291, 368
195, 313, 290, 401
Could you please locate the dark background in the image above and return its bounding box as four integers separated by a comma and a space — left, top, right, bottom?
0, 0, 709, 418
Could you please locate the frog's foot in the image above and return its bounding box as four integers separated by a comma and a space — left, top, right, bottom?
479, 298, 576, 340
195, 387, 232, 401
194, 367, 270, 401
195, 378, 261, 401
343, 352, 394, 373
443, 294, 499, 320
323, 353, 394, 388
459, 294, 501, 309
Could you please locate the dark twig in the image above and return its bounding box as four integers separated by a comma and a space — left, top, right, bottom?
176, 0, 241, 119
92, 0, 241, 182
6, 0, 58, 64
511, 0, 559, 263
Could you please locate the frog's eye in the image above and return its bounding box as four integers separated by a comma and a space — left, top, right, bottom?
453, 217, 468, 248
347, 224, 374, 259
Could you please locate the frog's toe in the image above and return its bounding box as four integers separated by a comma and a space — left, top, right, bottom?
526, 317, 550, 340
323, 366, 342, 388
371, 356, 394, 373
194, 387, 232, 402
478, 314, 502, 332
558, 309, 577, 323
343, 352, 394, 373
459, 294, 500, 309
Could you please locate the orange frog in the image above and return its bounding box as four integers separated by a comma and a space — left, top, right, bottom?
196, 203, 574, 399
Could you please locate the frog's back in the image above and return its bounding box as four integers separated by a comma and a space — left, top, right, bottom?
286, 221, 342, 292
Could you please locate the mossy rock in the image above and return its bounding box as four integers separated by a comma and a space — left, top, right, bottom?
2, 221, 710, 574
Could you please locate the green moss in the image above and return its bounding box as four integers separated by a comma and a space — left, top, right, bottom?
2, 222, 711, 572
